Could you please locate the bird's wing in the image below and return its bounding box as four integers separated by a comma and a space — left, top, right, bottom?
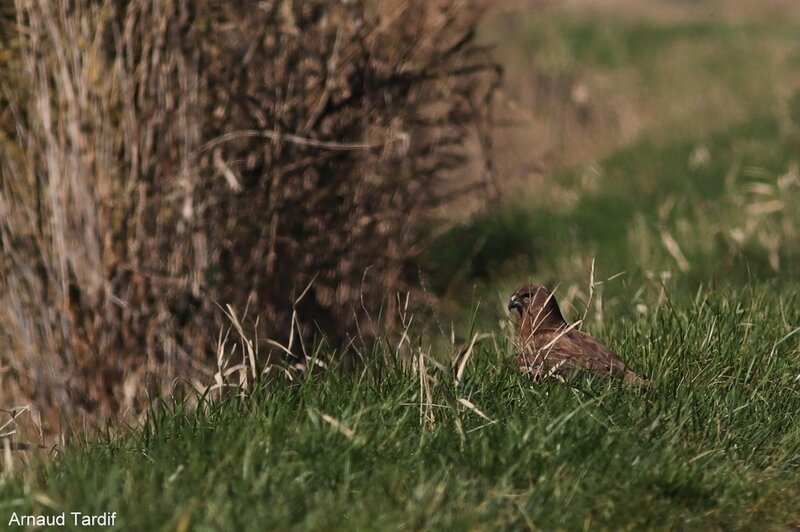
518, 329, 650, 386
566, 330, 650, 386
567, 329, 631, 377
518, 329, 585, 375
520, 329, 627, 377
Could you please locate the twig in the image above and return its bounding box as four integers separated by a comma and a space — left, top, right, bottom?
192, 129, 394, 158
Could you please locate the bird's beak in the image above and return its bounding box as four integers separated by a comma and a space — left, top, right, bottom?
508, 295, 522, 311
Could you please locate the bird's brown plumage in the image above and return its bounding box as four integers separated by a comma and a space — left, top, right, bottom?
508, 284, 650, 387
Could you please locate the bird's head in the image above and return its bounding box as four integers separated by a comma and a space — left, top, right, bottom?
508, 284, 566, 328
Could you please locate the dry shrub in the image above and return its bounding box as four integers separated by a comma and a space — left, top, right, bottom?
0, 0, 498, 436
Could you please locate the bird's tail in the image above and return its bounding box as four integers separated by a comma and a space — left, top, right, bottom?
623, 370, 652, 389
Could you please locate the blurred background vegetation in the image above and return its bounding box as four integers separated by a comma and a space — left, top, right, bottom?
1, 0, 800, 446
425, 0, 800, 327
0, 0, 499, 437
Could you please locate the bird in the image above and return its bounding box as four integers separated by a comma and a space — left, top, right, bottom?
507, 284, 650, 387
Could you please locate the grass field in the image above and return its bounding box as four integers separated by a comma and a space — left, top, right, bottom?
2, 3, 800, 530
2, 286, 800, 529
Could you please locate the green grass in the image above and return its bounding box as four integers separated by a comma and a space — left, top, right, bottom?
2, 287, 800, 530
424, 114, 800, 292
487, 10, 800, 152
525, 18, 743, 69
